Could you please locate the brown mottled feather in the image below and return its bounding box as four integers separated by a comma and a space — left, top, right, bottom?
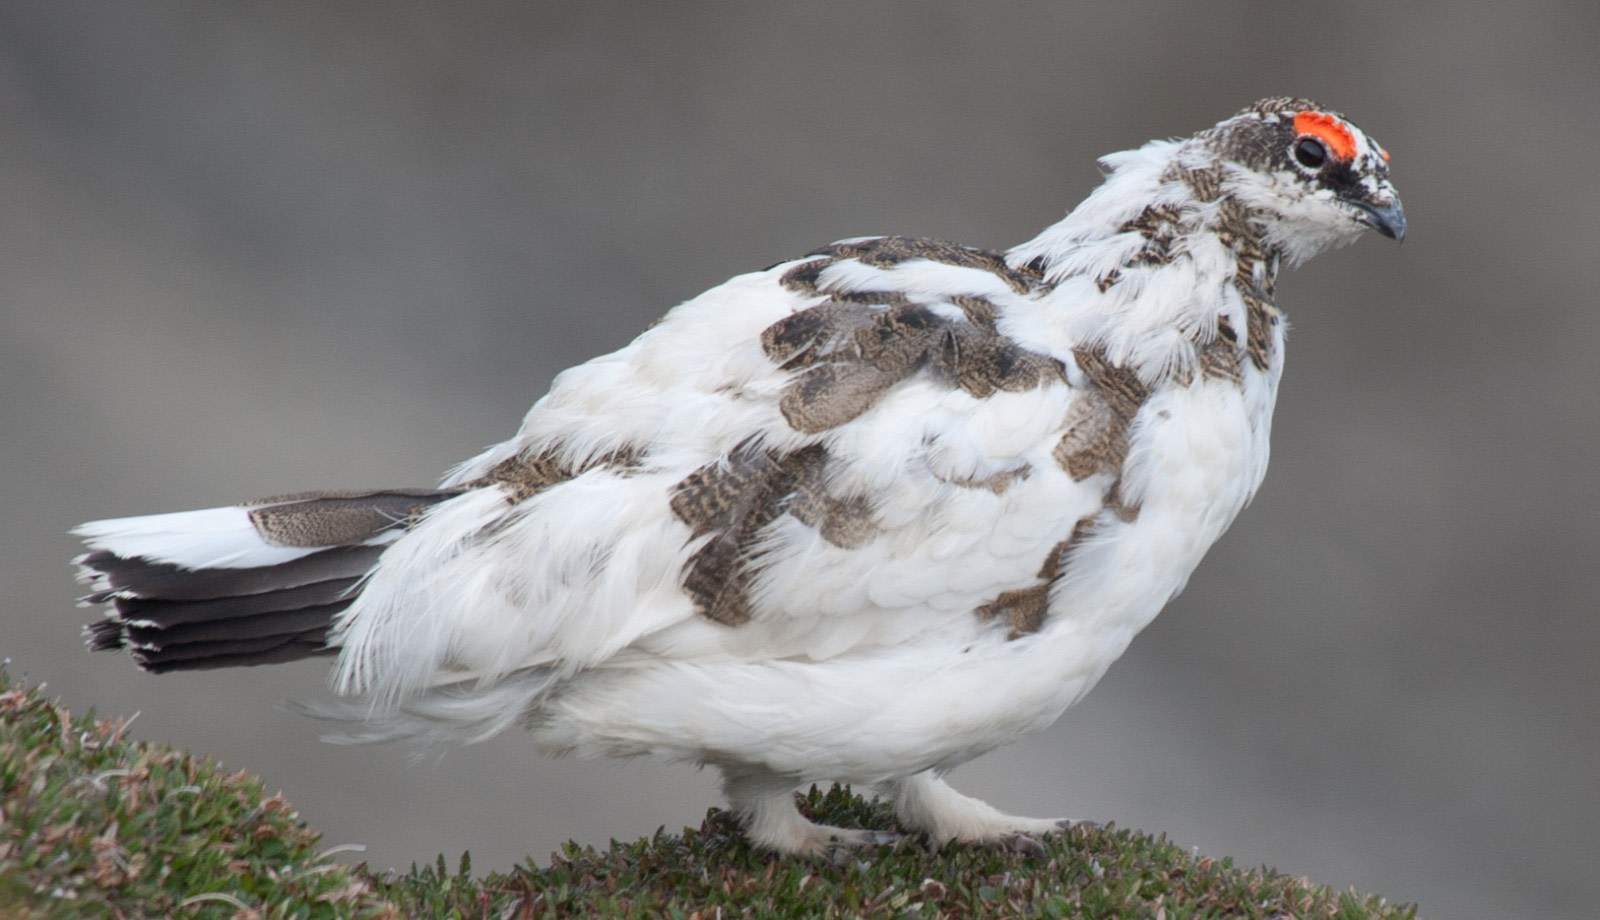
471, 447, 642, 503
1053, 347, 1151, 483
247, 489, 457, 548
975, 517, 1096, 638
762, 300, 1065, 435
671, 440, 877, 625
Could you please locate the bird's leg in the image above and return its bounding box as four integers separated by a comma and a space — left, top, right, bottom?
888, 771, 1087, 854
720, 767, 897, 858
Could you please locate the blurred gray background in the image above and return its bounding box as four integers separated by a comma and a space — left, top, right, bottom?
3, 3, 1595, 917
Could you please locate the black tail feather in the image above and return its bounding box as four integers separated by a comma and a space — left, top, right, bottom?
109, 577, 363, 627
134, 631, 337, 673
121, 602, 350, 648
81, 551, 376, 670
80, 545, 382, 603
85, 618, 125, 652
75, 487, 466, 672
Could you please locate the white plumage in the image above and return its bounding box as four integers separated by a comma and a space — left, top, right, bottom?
74, 98, 1402, 855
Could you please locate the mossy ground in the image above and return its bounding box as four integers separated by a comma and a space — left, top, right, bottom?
0, 669, 1417, 918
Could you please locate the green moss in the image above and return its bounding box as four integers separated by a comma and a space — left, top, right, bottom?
0, 669, 394, 918
1, 668, 1416, 918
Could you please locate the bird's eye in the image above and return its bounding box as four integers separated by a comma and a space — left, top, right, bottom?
1292, 137, 1327, 170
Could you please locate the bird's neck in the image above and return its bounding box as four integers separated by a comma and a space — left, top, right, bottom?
1005, 141, 1283, 384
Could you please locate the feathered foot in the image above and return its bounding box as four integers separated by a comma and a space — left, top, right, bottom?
722, 769, 899, 860
888, 771, 1091, 854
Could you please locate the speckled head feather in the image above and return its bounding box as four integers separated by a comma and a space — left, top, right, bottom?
1196, 98, 1404, 262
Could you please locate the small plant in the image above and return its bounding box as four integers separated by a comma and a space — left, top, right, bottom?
1, 668, 1416, 918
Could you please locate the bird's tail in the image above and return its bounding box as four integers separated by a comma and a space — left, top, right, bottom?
73, 488, 461, 673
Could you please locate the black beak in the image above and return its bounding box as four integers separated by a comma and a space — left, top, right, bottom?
1352, 197, 1407, 242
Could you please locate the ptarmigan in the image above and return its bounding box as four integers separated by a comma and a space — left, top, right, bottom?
74, 98, 1403, 857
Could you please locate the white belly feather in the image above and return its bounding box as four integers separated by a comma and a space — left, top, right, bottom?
526, 370, 1274, 781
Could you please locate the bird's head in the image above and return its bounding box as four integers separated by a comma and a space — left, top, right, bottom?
1187, 98, 1404, 265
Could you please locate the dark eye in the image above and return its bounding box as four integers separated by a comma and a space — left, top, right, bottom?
1293, 137, 1328, 170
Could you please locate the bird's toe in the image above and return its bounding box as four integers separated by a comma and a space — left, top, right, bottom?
995, 832, 1049, 857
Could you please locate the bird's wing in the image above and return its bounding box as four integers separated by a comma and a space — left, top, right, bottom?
337, 238, 1130, 700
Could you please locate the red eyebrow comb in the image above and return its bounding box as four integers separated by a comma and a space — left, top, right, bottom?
1294, 111, 1358, 162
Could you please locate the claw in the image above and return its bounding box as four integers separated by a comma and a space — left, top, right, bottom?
997, 832, 1048, 857
823, 829, 900, 866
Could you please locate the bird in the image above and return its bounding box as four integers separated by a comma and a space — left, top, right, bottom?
73, 98, 1403, 858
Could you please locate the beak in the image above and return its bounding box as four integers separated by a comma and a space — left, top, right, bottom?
1351, 195, 1407, 242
